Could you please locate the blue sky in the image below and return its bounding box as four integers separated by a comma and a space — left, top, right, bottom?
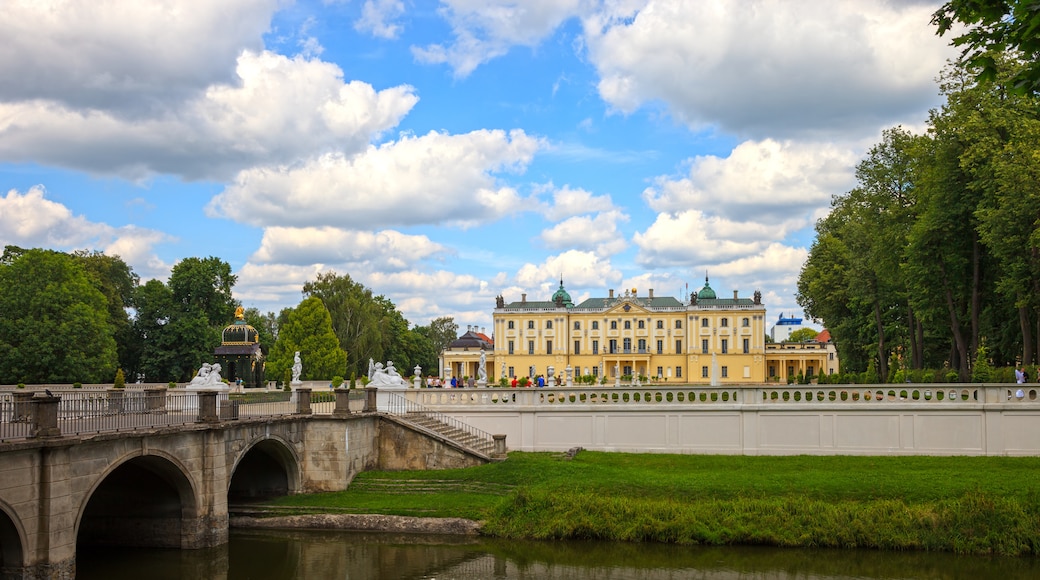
0, 0, 958, 331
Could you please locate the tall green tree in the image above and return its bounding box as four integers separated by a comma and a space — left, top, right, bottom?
303, 271, 385, 376
75, 250, 139, 375
268, 297, 346, 381
169, 256, 237, 327
0, 248, 117, 383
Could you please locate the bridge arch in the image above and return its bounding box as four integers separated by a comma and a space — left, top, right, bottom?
228, 435, 301, 502
0, 500, 26, 575
76, 450, 200, 549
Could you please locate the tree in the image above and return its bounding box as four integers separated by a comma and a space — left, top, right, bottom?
268, 297, 347, 381
933, 0, 1040, 94
0, 249, 118, 383
787, 328, 819, 342
74, 250, 139, 375
303, 271, 386, 376
168, 256, 237, 327
243, 307, 278, 348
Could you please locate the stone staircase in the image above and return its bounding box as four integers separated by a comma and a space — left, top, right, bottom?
398, 411, 495, 458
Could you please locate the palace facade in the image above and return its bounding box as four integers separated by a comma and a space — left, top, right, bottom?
485, 278, 837, 385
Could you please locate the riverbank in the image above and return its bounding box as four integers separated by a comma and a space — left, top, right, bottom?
258, 451, 1040, 556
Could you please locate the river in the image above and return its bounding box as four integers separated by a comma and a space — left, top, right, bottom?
75, 529, 1040, 579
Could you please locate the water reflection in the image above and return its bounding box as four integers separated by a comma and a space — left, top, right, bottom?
76, 529, 1040, 580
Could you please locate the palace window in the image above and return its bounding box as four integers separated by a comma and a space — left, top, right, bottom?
508, 366, 514, 378
721, 366, 728, 378
592, 340, 599, 354
656, 320, 664, 329
657, 366, 663, 378
675, 319, 682, 329
638, 320, 645, 329
611, 321, 617, 330
508, 340, 514, 355
508, 320, 514, 329
574, 321, 580, 330
574, 340, 580, 355
676, 339, 682, 354
743, 338, 749, 354
701, 339, 709, 354
721, 339, 728, 354
527, 321, 534, 329
638, 339, 646, 352
702, 366, 709, 378
623, 338, 632, 352
721, 318, 729, 327
528, 341, 535, 355
701, 318, 709, 328
609, 339, 618, 354
742, 317, 750, 327
656, 340, 663, 354
624, 320, 631, 330
676, 366, 682, 378
546, 321, 553, 329
546, 340, 553, 355
592, 321, 599, 330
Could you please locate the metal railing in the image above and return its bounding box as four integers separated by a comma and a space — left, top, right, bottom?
382, 391, 495, 456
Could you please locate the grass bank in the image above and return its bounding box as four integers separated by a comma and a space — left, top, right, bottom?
261, 452, 1040, 555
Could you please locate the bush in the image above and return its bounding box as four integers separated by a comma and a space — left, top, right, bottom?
498, 377, 509, 387
945, 370, 960, 382
331, 375, 343, 388
16, 383, 24, 389
73, 382, 82, 389
922, 371, 935, 383
168, 381, 177, 388
283, 369, 292, 392
350, 371, 357, 389
113, 368, 125, 389
971, 345, 992, 382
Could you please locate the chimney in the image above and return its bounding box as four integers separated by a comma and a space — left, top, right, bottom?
733, 290, 739, 300
481, 327, 486, 336
609, 289, 614, 298
522, 293, 527, 304
649, 288, 654, 299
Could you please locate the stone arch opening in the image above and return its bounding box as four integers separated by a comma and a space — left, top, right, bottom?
0, 504, 25, 577
228, 439, 299, 503
78, 455, 197, 549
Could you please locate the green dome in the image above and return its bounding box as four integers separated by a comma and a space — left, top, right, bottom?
552, 278, 573, 307
697, 276, 716, 300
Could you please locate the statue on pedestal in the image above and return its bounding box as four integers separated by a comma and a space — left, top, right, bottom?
291, 351, 303, 385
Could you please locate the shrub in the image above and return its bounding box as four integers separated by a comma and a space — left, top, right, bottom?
17, 383, 25, 389
113, 368, 125, 389
331, 375, 343, 388
922, 371, 935, 383
73, 382, 82, 389
350, 371, 356, 389
971, 345, 992, 382
283, 369, 292, 392
945, 370, 960, 382
498, 377, 509, 387
168, 381, 177, 388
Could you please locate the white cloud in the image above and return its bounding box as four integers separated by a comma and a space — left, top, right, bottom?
0, 51, 418, 180
208, 129, 543, 228
540, 210, 629, 256
413, 0, 590, 77
633, 210, 778, 267
643, 139, 857, 225
539, 185, 617, 221
514, 250, 622, 292
251, 226, 446, 269
0, 186, 172, 278
356, 0, 406, 39
583, 0, 954, 138
0, 0, 279, 114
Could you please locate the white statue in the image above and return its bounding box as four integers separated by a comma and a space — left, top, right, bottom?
187, 362, 225, 389
291, 351, 303, 384
369, 360, 408, 386
478, 349, 487, 383
368, 358, 375, 381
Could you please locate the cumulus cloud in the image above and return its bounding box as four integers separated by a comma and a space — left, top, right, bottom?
208, 129, 543, 228
514, 250, 622, 293
356, 0, 407, 39
413, 0, 590, 77
0, 186, 172, 278
251, 227, 446, 269
643, 139, 857, 225
540, 210, 629, 256
539, 185, 617, 221
583, 0, 955, 138
633, 210, 780, 267
0, 52, 418, 180
0, 0, 278, 114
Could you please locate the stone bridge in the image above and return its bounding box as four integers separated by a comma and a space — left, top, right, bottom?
0, 388, 500, 579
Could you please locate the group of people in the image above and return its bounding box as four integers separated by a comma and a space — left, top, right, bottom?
1016, 367, 1033, 384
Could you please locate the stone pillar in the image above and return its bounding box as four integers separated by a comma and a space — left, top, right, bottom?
365, 387, 378, 412
12, 391, 33, 422
144, 387, 168, 413
32, 394, 61, 437
295, 387, 312, 415
334, 388, 352, 416
197, 391, 219, 423
107, 388, 125, 413
493, 434, 507, 458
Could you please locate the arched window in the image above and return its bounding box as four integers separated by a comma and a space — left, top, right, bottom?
721, 318, 729, 327
546, 321, 553, 329
742, 317, 750, 327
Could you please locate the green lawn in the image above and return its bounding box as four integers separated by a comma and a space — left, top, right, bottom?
259, 452, 1040, 555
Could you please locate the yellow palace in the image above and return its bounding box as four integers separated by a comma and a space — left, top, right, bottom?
486, 277, 836, 384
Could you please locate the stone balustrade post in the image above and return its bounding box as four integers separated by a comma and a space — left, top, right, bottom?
107, 388, 125, 413
492, 434, 507, 458
334, 388, 352, 416
31, 394, 61, 438
295, 388, 312, 415
365, 387, 378, 412
144, 387, 168, 413
12, 391, 34, 422
197, 391, 219, 423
